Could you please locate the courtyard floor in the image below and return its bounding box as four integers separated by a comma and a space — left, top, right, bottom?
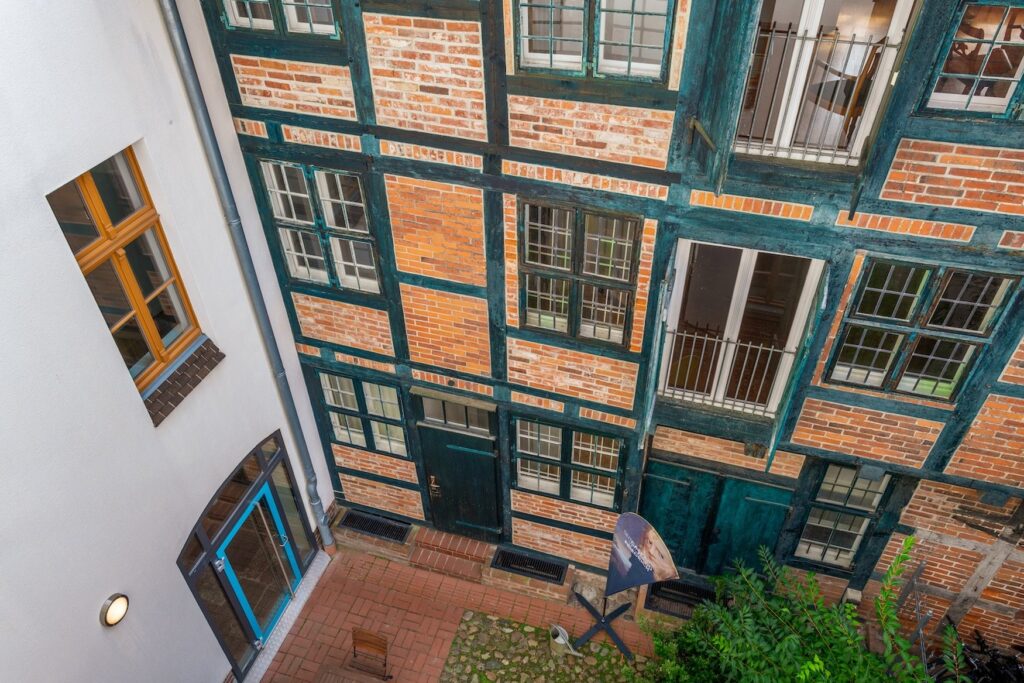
260, 548, 653, 682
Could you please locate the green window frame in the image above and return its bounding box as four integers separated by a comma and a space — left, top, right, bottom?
794, 464, 891, 570
826, 258, 1017, 401
318, 372, 408, 457
512, 417, 624, 510
259, 160, 381, 295
921, 1, 1024, 118
518, 201, 642, 346
514, 0, 676, 81
221, 0, 341, 39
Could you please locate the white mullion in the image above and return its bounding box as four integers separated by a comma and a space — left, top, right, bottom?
658, 239, 691, 392
773, 0, 826, 150
766, 258, 825, 411
711, 249, 756, 404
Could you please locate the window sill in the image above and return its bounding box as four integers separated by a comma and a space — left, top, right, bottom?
142, 336, 225, 427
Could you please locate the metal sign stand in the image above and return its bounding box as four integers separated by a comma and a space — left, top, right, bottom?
572, 592, 634, 661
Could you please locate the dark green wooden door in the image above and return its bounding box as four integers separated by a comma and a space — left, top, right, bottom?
702, 478, 793, 575
640, 459, 793, 576
419, 425, 502, 543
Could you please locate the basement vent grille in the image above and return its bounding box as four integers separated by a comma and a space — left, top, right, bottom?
492, 548, 567, 584
339, 509, 411, 543
645, 578, 717, 619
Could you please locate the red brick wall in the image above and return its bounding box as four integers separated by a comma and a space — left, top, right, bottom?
385, 175, 486, 286
381, 140, 483, 169
503, 194, 519, 327
579, 408, 637, 431
401, 284, 491, 376
507, 95, 673, 169
332, 444, 419, 484
506, 337, 637, 410
835, 211, 975, 242
412, 370, 494, 397
511, 490, 619, 534
233, 117, 267, 137
629, 218, 658, 353
339, 474, 424, 520
946, 394, 1024, 488
881, 139, 1024, 215
230, 54, 356, 120
690, 190, 814, 221
281, 125, 362, 152
1001, 337, 1024, 384
364, 15, 487, 141
292, 293, 394, 356
510, 391, 564, 413
511, 518, 611, 569
958, 605, 1024, 651
652, 426, 806, 478
501, 161, 670, 199
333, 351, 396, 375
982, 558, 1024, 607
791, 398, 943, 467
999, 230, 1024, 250
899, 481, 1018, 544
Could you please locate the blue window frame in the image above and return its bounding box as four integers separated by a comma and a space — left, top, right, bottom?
512, 417, 624, 510
514, 0, 676, 81
826, 258, 1017, 401
221, 0, 340, 39
922, 1, 1024, 118
259, 160, 381, 295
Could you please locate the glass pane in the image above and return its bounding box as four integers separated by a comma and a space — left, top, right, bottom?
678, 243, 742, 335
422, 397, 445, 422
928, 271, 1011, 334
466, 406, 492, 434
816, 464, 889, 511
330, 413, 367, 446
371, 420, 407, 455
271, 464, 315, 564
317, 171, 367, 232
223, 499, 295, 633
525, 204, 574, 269
280, 229, 328, 284
598, 0, 668, 76
202, 454, 263, 540
262, 162, 313, 224
193, 564, 256, 670
331, 238, 380, 293
320, 374, 358, 410
90, 152, 144, 225
284, 0, 335, 34
570, 470, 616, 507
84, 262, 134, 328
364, 383, 402, 419
572, 432, 620, 471
124, 230, 173, 297
179, 534, 204, 572
518, 458, 561, 494
147, 284, 189, 347
897, 337, 976, 399
521, 3, 586, 70
518, 421, 562, 459
829, 325, 902, 387
855, 261, 929, 321
525, 274, 570, 332
47, 180, 100, 254
112, 318, 154, 378
582, 213, 637, 281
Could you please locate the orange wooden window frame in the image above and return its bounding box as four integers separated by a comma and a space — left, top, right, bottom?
69, 148, 201, 391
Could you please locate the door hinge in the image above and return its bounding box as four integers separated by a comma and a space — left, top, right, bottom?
213, 558, 225, 572
254, 638, 264, 651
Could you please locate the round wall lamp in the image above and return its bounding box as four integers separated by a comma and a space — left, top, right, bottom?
100, 594, 129, 627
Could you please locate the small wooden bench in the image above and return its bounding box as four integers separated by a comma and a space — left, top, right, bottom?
350, 627, 392, 680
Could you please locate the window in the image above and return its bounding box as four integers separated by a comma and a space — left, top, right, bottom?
421, 397, 492, 435
319, 373, 407, 456
926, 3, 1024, 115
520, 202, 642, 345
513, 419, 622, 509
795, 465, 890, 568
659, 240, 824, 416
516, 0, 675, 80
46, 149, 200, 390
260, 161, 380, 294
222, 0, 339, 36
828, 259, 1015, 400
734, 0, 913, 164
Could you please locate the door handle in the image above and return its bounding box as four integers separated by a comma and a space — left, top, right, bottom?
428, 475, 442, 500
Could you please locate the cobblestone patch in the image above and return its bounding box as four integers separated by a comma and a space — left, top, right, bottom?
440, 610, 646, 682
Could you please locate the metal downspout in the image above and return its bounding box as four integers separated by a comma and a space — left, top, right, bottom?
156, 0, 335, 549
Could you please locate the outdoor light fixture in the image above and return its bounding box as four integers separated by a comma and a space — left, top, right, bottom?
100, 594, 129, 627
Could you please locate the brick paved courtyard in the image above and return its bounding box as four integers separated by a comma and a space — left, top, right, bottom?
261, 549, 652, 682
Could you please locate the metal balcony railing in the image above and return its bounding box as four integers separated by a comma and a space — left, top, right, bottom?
734, 23, 902, 165
659, 330, 796, 418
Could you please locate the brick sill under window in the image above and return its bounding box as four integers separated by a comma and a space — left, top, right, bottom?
141, 335, 225, 427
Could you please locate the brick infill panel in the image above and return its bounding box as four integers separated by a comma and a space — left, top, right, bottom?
412, 370, 494, 397
295, 342, 320, 357
281, 125, 361, 152
230, 54, 356, 120
945, 394, 1024, 488
401, 285, 491, 376
835, 211, 975, 242
899, 480, 1019, 544
652, 426, 805, 479
381, 140, 483, 169
690, 190, 814, 221
999, 230, 1024, 250
334, 351, 396, 375
501, 160, 670, 199
339, 474, 424, 520
881, 139, 1024, 215
579, 408, 637, 430
510, 391, 564, 413
332, 444, 418, 484
291, 292, 394, 356
233, 117, 267, 138
511, 490, 618, 534
1000, 337, 1024, 384
504, 193, 519, 328
791, 398, 943, 467
629, 218, 658, 353
507, 337, 637, 410
511, 517, 612, 569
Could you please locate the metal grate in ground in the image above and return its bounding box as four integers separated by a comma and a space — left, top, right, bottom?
338, 509, 411, 543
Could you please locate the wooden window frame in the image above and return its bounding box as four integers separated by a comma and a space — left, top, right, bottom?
511, 416, 625, 511
825, 256, 1018, 401
517, 200, 642, 348
513, 0, 677, 83
68, 149, 201, 391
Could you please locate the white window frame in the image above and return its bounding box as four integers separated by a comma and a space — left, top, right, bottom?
223, 0, 275, 31
659, 239, 825, 415
282, 0, 337, 35
518, 1, 588, 71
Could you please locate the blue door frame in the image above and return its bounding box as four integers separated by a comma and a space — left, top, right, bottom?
216, 482, 302, 642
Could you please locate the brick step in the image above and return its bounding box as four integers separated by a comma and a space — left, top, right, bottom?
332, 525, 415, 564
409, 546, 484, 583
411, 527, 495, 564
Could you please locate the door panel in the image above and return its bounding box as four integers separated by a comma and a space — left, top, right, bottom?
419, 423, 502, 543
702, 478, 793, 575
639, 460, 793, 576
